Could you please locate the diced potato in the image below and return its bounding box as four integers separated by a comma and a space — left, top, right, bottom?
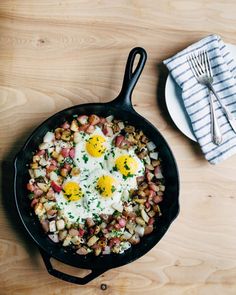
51, 151, 59, 159
148, 210, 156, 217
70, 167, 80, 177
94, 247, 102, 256
73, 132, 81, 143
135, 217, 145, 226
122, 231, 132, 240
49, 171, 58, 181
141, 209, 149, 223
35, 203, 46, 217
70, 119, 79, 132
146, 141, 156, 151
62, 235, 72, 246
71, 235, 81, 246
34, 169, 46, 178
37, 182, 49, 192
30, 163, 38, 169
159, 185, 165, 192
61, 131, 71, 141
133, 198, 146, 204
135, 225, 145, 237
59, 230, 67, 241
43, 131, 55, 143
87, 235, 99, 247
49, 220, 56, 232
39, 158, 48, 167
33, 155, 40, 163
112, 202, 123, 213
39, 142, 51, 150
28, 169, 35, 178
56, 219, 65, 231
57, 154, 64, 163
43, 201, 55, 211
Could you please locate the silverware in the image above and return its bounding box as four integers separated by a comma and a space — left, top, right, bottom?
187, 50, 222, 145
208, 90, 222, 145
187, 50, 236, 135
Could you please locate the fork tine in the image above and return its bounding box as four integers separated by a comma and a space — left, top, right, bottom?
202, 50, 210, 77
187, 55, 199, 79
189, 55, 201, 78
189, 53, 202, 77
205, 50, 213, 77
192, 51, 204, 74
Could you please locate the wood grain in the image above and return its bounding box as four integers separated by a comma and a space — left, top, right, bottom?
0, 1, 236, 294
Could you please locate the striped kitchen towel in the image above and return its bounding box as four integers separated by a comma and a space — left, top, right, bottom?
164, 34, 236, 164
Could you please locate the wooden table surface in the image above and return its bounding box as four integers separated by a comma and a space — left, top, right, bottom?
1, 1, 236, 294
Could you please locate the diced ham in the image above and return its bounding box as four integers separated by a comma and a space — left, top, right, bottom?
149, 182, 159, 192
118, 218, 126, 228
69, 148, 75, 158
63, 163, 72, 171
154, 166, 164, 179
46, 165, 57, 173
79, 124, 89, 131
146, 171, 154, 182
99, 117, 107, 124
41, 220, 49, 232
46, 188, 55, 200
34, 188, 44, 197
69, 229, 79, 236
86, 218, 95, 228
51, 181, 62, 193
115, 135, 124, 147
27, 183, 35, 192
153, 195, 163, 204
77, 115, 89, 125
148, 217, 155, 225
61, 148, 70, 158
61, 122, 70, 129
30, 198, 38, 207
102, 125, 113, 137
145, 201, 151, 209
79, 229, 85, 237
89, 114, 100, 125
36, 150, 46, 156
85, 125, 95, 134
109, 238, 120, 247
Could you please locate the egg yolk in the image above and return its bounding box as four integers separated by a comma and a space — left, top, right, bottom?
96, 175, 117, 197
115, 155, 138, 177
63, 181, 83, 201
86, 135, 106, 157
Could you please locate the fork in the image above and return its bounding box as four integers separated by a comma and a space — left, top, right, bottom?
187, 50, 236, 138
187, 50, 222, 145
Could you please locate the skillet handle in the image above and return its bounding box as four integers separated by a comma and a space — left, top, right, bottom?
39, 248, 107, 285
112, 47, 147, 109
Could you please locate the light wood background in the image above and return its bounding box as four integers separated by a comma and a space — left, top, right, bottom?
1, 1, 236, 294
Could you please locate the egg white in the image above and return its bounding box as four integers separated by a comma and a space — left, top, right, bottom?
105, 148, 145, 191
73, 127, 114, 172
54, 127, 145, 224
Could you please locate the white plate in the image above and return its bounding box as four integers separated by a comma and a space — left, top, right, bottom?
165, 43, 236, 142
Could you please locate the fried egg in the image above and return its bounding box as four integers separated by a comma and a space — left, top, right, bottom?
55, 127, 145, 224
73, 127, 113, 172
55, 169, 122, 223
106, 148, 145, 190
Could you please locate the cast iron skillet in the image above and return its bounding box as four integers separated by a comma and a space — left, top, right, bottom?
14, 47, 179, 285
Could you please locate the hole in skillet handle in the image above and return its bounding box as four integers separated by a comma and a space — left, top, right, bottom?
39, 247, 107, 285
110, 47, 147, 111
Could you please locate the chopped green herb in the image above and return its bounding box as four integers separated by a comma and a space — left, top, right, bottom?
82, 154, 89, 163
111, 185, 116, 193
112, 165, 118, 172
104, 154, 108, 160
